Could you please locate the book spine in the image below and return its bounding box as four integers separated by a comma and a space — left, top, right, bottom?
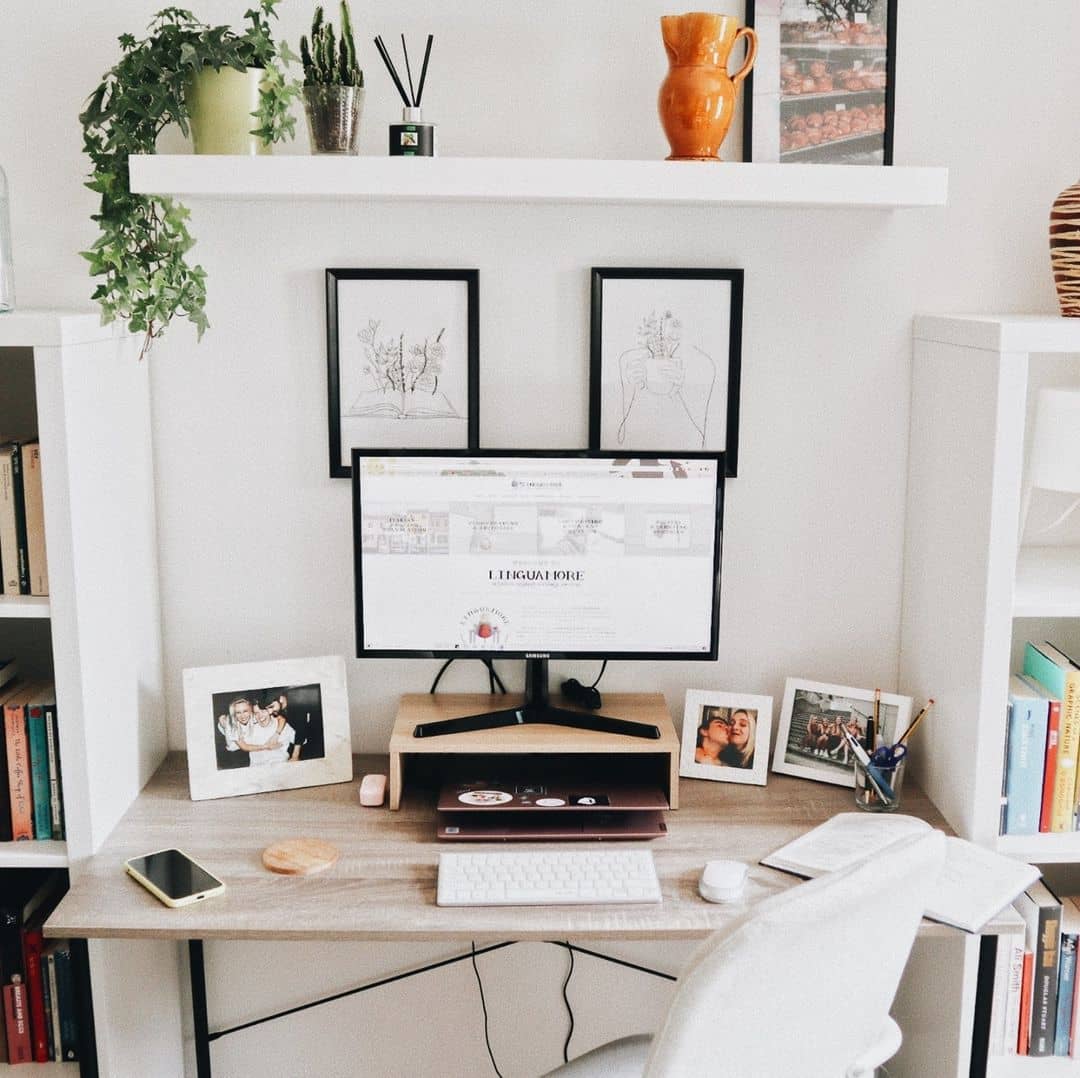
1005, 697, 1046, 834
0, 698, 11, 842
1041, 699, 1062, 832
9, 443, 29, 595
989, 935, 1011, 1056
4, 701, 32, 840
1052, 674, 1080, 832
21, 444, 47, 596
44, 702, 63, 840
0, 448, 20, 595
4, 702, 31, 841
26, 703, 51, 840
38, 951, 53, 1060
1030, 900, 1063, 1055
1020, 951, 1034, 1054
53, 944, 78, 1061
3, 978, 31, 1064
1056, 935, 1078, 1056
1002, 934, 1025, 1057
45, 949, 61, 1065
21, 926, 48, 1063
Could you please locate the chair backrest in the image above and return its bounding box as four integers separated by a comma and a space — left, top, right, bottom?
644, 828, 946, 1078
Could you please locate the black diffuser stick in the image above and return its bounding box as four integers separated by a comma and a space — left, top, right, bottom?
374, 35, 411, 107
401, 34, 416, 106
415, 34, 434, 107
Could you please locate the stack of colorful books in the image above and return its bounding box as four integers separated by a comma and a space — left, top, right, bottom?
1001, 642, 1080, 836
0, 664, 64, 843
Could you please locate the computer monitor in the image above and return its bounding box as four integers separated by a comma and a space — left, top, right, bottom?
351, 449, 724, 738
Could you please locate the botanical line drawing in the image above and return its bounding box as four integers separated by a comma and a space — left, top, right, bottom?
616, 309, 717, 448
347, 319, 463, 421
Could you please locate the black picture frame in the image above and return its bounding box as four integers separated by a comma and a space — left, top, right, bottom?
588, 268, 743, 477
326, 268, 480, 478
743, 0, 897, 165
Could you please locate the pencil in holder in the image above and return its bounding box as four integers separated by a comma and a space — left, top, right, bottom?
854, 756, 904, 812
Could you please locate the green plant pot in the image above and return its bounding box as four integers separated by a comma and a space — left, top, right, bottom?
187, 66, 270, 155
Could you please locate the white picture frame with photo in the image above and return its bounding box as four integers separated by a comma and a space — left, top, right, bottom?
679, 690, 773, 786
183, 655, 353, 802
771, 677, 912, 788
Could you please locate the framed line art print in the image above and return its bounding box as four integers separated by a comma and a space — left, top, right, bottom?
743, 0, 897, 165
680, 690, 773, 786
183, 655, 353, 801
589, 268, 743, 477
772, 677, 911, 788
326, 268, 479, 478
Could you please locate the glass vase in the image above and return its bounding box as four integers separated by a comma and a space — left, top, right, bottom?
304, 85, 364, 154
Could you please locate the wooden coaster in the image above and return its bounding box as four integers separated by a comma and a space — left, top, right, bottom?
262, 838, 340, 876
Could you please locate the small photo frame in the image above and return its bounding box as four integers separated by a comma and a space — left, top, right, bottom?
772, 678, 911, 788
183, 655, 353, 801
743, 0, 897, 165
679, 690, 773, 786
588, 268, 743, 477
326, 268, 480, 478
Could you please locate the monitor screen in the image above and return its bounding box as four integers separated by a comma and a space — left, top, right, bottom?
351, 450, 723, 660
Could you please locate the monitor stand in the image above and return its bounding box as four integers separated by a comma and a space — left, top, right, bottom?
411, 659, 661, 740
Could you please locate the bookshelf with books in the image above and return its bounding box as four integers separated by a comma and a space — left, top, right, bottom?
0, 312, 168, 1074
900, 315, 1080, 1073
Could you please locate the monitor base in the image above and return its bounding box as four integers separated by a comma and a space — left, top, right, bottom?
412, 658, 661, 740
412, 703, 661, 740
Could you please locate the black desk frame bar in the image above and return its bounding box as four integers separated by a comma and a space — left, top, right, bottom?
187, 938, 677, 1078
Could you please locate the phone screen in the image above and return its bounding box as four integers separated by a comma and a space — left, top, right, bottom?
127, 849, 222, 900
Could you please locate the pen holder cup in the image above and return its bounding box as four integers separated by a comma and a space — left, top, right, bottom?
854, 757, 905, 812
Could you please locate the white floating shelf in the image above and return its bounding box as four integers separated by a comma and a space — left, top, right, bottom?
0, 839, 68, 868
0, 594, 51, 619
996, 830, 1080, 864
988, 1055, 1080, 1076
129, 155, 949, 209
1014, 547, 1080, 617
914, 314, 1080, 354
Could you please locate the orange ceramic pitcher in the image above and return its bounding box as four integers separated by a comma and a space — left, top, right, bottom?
659, 12, 757, 161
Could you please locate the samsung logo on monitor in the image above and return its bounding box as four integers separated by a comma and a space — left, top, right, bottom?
525, 652, 550, 659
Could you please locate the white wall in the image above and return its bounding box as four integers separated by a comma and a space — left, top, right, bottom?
5, 1, 1080, 1075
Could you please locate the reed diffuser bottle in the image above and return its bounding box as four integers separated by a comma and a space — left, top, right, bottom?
0, 165, 13, 312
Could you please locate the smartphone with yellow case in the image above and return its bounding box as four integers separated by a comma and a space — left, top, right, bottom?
124, 848, 225, 908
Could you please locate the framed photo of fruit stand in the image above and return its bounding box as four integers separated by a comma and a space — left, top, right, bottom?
588, 268, 743, 477
742, 0, 897, 165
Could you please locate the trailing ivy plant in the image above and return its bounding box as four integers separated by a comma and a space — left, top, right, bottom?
80, 3, 300, 359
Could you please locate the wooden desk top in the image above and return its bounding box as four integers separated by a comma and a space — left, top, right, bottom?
46, 753, 1009, 942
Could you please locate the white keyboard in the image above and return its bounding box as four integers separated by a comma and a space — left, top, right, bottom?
437, 848, 662, 907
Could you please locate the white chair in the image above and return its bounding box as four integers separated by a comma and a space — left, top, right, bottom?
544, 829, 946, 1078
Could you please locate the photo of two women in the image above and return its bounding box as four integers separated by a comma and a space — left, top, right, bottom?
694, 704, 757, 769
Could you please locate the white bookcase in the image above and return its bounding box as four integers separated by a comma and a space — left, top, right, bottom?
900, 314, 1080, 1075
0, 311, 169, 1074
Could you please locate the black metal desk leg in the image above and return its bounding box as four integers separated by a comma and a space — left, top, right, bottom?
189, 940, 212, 1078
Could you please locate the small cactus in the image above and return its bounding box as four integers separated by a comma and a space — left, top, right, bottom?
301, 0, 362, 86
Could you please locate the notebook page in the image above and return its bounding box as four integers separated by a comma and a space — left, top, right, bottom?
761, 813, 929, 875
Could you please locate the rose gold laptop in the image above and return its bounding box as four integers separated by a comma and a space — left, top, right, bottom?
436, 780, 669, 841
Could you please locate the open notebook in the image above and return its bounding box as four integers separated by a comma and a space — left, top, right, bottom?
761, 813, 1040, 933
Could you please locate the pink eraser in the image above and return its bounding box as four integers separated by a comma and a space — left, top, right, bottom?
359, 773, 388, 807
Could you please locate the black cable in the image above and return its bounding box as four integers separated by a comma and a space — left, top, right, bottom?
561, 940, 575, 1063
471, 940, 503, 1078
485, 659, 508, 694
589, 660, 608, 689
430, 658, 454, 693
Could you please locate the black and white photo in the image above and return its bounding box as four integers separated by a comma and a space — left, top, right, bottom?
326, 268, 479, 478
184, 656, 352, 800
589, 268, 743, 476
